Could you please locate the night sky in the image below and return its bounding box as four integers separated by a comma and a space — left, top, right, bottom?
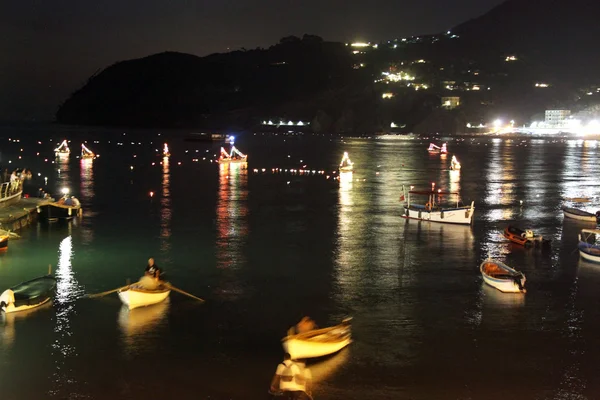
0, 0, 504, 121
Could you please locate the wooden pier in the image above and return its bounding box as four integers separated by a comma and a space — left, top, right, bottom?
0, 198, 52, 232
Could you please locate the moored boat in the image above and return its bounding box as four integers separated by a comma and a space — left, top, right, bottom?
37, 198, 82, 221
54, 139, 70, 155
563, 206, 599, 223
0, 273, 57, 313
578, 229, 600, 263
282, 318, 352, 360
0, 234, 8, 251
218, 145, 247, 164
503, 225, 550, 248
450, 155, 461, 170
81, 144, 96, 159
400, 185, 475, 225
118, 283, 171, 310
427, 143, 441, 153
480, 258, 526, 293
339, 152, 353, 172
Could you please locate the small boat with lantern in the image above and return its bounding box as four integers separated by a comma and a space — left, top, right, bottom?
54, 139, 70, 156
163, 143, 171, 158
218, 145, 247, 164
450, 155, 461, 170
339, 152, 353, 172
480, 257, 526, 293
400, 185, 474, 225
503, 225, 550, 248
427, 143, 447, 154
37, 191, 82, 221
81, 143, 96, 159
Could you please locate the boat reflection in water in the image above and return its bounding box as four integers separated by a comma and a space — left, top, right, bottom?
118, 300, 169, 357
577, 259, 600, 300
0, 301, 53, 348
309, 347, 350, 384
401, 219, 475, 257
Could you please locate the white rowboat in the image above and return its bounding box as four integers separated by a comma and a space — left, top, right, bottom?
480, 258, 526, 293
400, 186, 475, 225
118, 285, 170, 310
282, 318, 352, 360
578, 229, 600, 263
563, 207, 599, 223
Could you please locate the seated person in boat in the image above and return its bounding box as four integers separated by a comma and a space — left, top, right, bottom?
288, 316, 317, 336
270, 353, 312, 399
145, 258, 163, 280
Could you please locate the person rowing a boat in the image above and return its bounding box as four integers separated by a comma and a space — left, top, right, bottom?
145, 258, 163, 280
269, 353, 312, 400
288, 316, 317, 336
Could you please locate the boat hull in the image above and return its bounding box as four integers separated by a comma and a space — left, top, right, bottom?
118, 287, 170, 310
402, 205, 474, 225
503, 226, 550, 247
283, 336, 351, 360
1, 275, 57, 313
579, 241, 600, 263
339, 166, 353, 172
480, 260, 525, 293
218, 158, 247, 164
282, 319, 352, 360
563, 207, 598, 222
0, 235, 8, 251
37, 203, 82, 221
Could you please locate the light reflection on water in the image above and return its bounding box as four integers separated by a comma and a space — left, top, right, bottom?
118, 300, 169, 358
214, 162, 248, 301
79, 158, 94, 245
49, 236, 85, 398
160, 156, 171, 254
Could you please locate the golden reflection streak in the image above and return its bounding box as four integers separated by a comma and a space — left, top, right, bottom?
560, 140, 597, 204
335, 171, 355, 303
49, 236, 84, 397
118, 300, 169, 358
216, 162, 248, 269
485, 139, 517, 221
55, 150, 71, 196
79, 158, 94, 245
160, 157, 171, 254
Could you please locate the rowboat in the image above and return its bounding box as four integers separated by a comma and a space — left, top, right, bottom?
428, 143, 447, 154
578, 229, 600, 263
118, 283, 171, 310
450, 155, 461, 170
0, 274, 57, 313
54, 139, 70, 156
503, 225, 550, 248
282, 318, 352, 360
339, 152, 354, 172
563, 206, 599, 223
81, 143, 96, 159
400, 185, 475, 225
37, 200, 82, 221
480, 258, 526, 293
0, 234, 8, 251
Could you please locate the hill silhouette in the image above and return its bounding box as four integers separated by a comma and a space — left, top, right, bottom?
57, 1, 600, 132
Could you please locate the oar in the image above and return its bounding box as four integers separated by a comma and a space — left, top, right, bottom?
48, 264, 52, 275
164, 283, 205, 303
86, 284, 131, 298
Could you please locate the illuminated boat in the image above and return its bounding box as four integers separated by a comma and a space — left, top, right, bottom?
163, 143, 171, 157
81, 144, 96, 159
54, 139, 70, 155
282, 318, 352, 360
480, 258, 526, 293
339, 152, 353, 172
0, 272, 56, 313
563, 207, 599, 223
118, 284, 171, 310
427, 143, 448, 154
37, 197, 82, 221
503, 225, 550, 248
218, 145, 247, 164
0, 234, 8, 251
450, 155, 461, 170
578, 229, 600, 263
400, 185, 475, 225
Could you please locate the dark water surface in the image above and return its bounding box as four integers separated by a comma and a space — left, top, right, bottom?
1, 125, 600, 399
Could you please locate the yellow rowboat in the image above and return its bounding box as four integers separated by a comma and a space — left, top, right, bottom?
118, 284, 170, 310
282, 318, 352, 360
